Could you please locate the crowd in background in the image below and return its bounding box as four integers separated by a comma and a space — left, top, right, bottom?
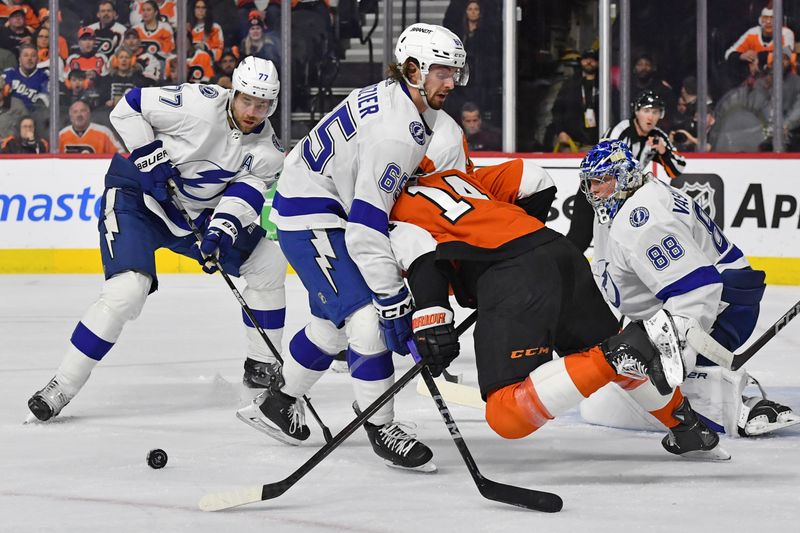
1, 0, 798, 155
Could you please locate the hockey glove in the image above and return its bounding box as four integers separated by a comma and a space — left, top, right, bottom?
412, 306, 459, 377
129, 139, 180, 202
372, 288, 414, 355
194, 216, 238, 274
601, 321, 672, 395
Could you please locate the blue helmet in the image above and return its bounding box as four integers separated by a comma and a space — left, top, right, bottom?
579, 139, 645, 223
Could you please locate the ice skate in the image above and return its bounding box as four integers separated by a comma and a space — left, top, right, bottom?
242, 358, 281, 389
354, 402, 436, 473
739, 396, 800, 437
27, 377, 74, 422
236, 372, 310, 445
662, 398, 730, 461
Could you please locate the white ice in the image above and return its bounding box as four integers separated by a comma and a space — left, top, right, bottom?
1, 274, 798, 532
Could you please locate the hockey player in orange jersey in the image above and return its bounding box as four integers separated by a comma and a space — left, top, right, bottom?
389, 159, 729, 460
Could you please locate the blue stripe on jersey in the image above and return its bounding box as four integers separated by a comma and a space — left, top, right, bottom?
224, 182, 265, 213
349, 199, 389, 237
655, 266, 722, 302
273, 191, 348, 220
242, 308, 286, 329
347, 348, 393, 381
718, 245, 744, 265
125, 87, 142, 113
289, 328, 334, 371
70, 321, 114, 361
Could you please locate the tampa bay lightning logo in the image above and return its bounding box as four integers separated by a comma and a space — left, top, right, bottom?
174, 160, 237, 201
199, 85, 219, 99
597, 259, 621, 308
409, 121, 425, 146
629, 206, 650, 228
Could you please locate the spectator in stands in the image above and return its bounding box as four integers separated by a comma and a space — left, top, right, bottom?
66, 27, 109, 81
1, 115, 48, 153
725, 5, 795, 89
211, 49, 237, 87
461, 101, 501, 151
446, 0, 501, 123
551, 48, 600, 151
59, 99, 122, 154
130, 0, 177, 28
752, 46, 800, 151
132, 0, 176, 59
190, 0, 224, 62
2, 43, 48, 111
121, 27, 163, 82
36, 9, 69, 61
670, 76, 698, 133
0, 83, 27, 139
34, 27, 66, 82
165, 33, 215, 84
0, 7, 32, 56
6, 1, 38, 30
630, 53, 677, 130
288, 0, 334, 110
240, 10, 280, 66
99, 48, 150, 109
89, 1, 128, 58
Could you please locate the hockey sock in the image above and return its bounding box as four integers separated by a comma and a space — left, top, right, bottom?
241, 286, 285, 363
617, 376, 685, 429
486, 347, 616, 438
280, 326, 334, 398
349, 349, 395, 426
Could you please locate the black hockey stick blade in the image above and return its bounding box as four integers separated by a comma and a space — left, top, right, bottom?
417, 358, 563, 513
731, 299, 800, 370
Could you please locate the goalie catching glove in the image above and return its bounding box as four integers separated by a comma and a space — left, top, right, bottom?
412, 306, 460, 377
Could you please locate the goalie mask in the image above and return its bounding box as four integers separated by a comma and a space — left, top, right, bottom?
579, 139, 646, 224
395, 23, 468, 101
228, 56, 280, 128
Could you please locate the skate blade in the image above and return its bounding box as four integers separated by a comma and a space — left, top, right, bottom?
235, 404, 303, 446
384, 459, 438, 473
744, 414, 800, 436
679, 445, 731, 461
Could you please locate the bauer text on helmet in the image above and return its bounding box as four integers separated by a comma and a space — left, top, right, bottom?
395, 23, 468, 86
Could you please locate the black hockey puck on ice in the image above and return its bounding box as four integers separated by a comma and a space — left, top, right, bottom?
147, 449, 168, 469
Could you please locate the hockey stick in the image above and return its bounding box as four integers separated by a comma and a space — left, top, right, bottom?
411, 342, 563, 513
686, 298, 800, 371
198, 313, 478, 512
166, 179, 333, 443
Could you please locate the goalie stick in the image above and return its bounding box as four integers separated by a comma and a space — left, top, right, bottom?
686, 298, 800, 371
165, 180, 334, 443
198, 313, 478, 512
412, 342, 563, 513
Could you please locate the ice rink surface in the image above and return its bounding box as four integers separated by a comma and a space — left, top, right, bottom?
1, 274, 798, 533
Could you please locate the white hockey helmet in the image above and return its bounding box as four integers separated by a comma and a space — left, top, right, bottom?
395, 23, 468, 88
231, 55, 280, 117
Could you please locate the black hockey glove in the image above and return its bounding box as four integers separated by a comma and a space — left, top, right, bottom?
412, 306, 460, 377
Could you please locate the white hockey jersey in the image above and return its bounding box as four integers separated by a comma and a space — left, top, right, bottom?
110, 83, 284, 236
270, 79, 438, 297
591, 178, 750, 332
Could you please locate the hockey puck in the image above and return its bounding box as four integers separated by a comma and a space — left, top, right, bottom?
146, 449, 168, 469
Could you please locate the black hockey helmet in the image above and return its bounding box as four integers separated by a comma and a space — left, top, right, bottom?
632, 90, 665, 118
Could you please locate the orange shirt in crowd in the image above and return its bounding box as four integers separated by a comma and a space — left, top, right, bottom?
191, 23, 224, 62
59, 123, 123, 154
133, 22, 175, 57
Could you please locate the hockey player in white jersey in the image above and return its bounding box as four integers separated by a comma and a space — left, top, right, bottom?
236, 23, 467, 471
579, 139, 799, 438
27, 56, 288, 421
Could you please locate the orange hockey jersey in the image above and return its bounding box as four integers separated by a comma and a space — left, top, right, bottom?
59, 123, 123, 154
133, 22, 175, 57
191, 23, 224, 62
390, 160, 556, 263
